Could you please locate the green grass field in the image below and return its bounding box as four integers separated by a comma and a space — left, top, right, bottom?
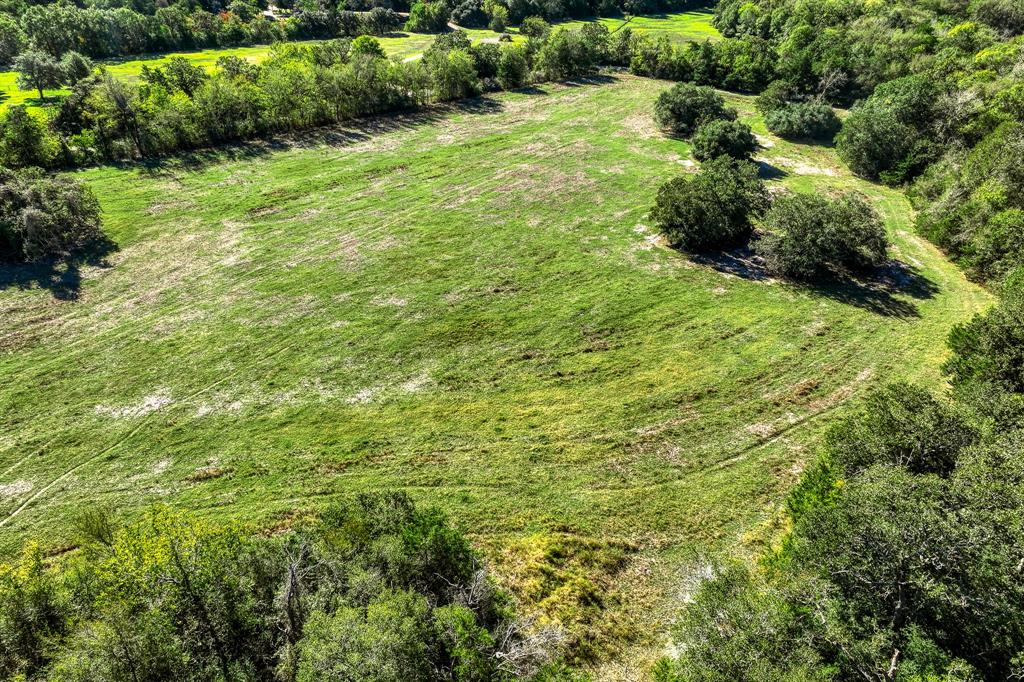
559, 9, 720, 42
0, 74, 987, 670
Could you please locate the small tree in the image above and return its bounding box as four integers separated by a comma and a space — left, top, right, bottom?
691, 119, 758, 161
60, 51, 93, 84
0, 166, 105, 262
0, 106, 59, 168
497, 44, 529, 89
654, 82, 736, 138
0, 14, 26, 68
755, 193, 888, 280
427, 48, 480, 101
488, 4, 508, 32
15, 50, 64, 101
650, 156, 768, 252
519, 15, 550, 38
351, 35, 387, 59
365, 6, 402, 35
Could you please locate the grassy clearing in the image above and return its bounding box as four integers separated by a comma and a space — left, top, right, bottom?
0, 74, 987, 670
559, 9, 720, 43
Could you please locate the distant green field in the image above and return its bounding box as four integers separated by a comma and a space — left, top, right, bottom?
559, 9, 720, 42
0, 74, 987, 669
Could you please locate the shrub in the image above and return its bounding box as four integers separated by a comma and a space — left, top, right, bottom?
351, 35, 387, 59
650, 156, 767, 251
764, 102, 841, 142
0, 106, 59, 168
519, 15, 550, 38
836, 103, 933, 184
653, 83, 736, 138
426, 48, 481, 101
60, 51, 93, 84
451, 0, 488, 27
755, 193, 888, 280
691, 119, 758, 161
0, 166, 106, 263
536, 29, 599, 80
365, 6, 403, 34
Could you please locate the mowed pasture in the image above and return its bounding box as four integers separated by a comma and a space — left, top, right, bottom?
0, 75, 988, 662
561, 9, 720, 42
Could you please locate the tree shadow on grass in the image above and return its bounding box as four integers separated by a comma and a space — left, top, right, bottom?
693, 248, 939, 319
135, 96, 506, 176
561, 74, 617, 87
0, 236, 118, 301
756, 160, 787, 180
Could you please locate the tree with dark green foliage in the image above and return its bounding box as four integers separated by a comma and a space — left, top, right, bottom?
1, 493, 570, 681
60, 51, 93, 84
365, 6, 403, 34
753, 80, 792, 115
650, 156, 767, 252
690, 118, 758, 161
519, 15, 550, 38
755, 193, 888, 280
824, 382, 979, 477
653, 83, 737, 138
536, 28, 600, 80
497, 44, 530, 89
764, 101, 840, 142
0, 14, 25, 68
0, 106, 59, 168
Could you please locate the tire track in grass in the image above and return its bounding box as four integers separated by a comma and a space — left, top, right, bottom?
0, 342, 295, 528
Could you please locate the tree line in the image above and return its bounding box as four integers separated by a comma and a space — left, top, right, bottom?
0, 492, 584, 681
0, 0, 709, 67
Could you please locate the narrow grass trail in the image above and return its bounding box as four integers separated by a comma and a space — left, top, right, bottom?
0, 75, 989, 671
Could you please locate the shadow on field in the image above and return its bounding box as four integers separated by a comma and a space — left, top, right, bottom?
0, 237, 117, 301
135, 97, 507, 175
756, 161, 787, 180
694, 249, 939, 319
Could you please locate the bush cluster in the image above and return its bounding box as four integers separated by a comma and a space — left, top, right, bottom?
690, 118, 758, 161
755, 193, 888, 280
653, 83, 737, 137
764, 101, 840, 142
